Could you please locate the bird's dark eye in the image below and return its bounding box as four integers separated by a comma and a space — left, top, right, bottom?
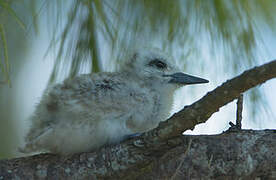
148, 59, 167, 69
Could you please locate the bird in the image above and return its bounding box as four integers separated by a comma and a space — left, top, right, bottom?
20, 48, 209, 155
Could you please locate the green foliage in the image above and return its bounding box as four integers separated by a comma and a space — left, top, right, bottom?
46, 0, 275, 120
0, 0, 23, 86
0, 0, 37, 86
48, 0, 276, 80
0, 23, 9, 86
48, 0, 190, 82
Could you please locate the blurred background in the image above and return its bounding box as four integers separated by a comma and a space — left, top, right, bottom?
0, 0, 276, 159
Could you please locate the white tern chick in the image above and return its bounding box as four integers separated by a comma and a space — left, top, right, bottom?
21, 48, 208, 155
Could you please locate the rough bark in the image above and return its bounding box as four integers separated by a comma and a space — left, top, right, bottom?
1, 130, 276, 179
0, 60, 276, 179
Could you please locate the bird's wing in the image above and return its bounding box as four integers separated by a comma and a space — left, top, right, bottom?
26, 72, 149, 139
54, 73, 145, 120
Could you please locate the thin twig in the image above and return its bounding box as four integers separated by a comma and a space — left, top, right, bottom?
236, 94, 243, 129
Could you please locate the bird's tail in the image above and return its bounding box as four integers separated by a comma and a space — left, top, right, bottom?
18, 127, 52, 154
18, 142, 37, 154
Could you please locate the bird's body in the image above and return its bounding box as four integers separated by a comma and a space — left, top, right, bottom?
22, 48, 208, 155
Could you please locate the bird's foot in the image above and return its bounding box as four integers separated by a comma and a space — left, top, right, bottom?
125, 133, 142, 140
225, 122, 242, 133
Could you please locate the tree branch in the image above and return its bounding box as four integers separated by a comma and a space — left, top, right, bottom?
130, 130, 276, 179
1, 130, 276, 179
148, 59, 276, 141
0, 60, 275, 179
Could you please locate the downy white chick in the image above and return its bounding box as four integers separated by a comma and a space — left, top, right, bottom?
21, 48, 208, 155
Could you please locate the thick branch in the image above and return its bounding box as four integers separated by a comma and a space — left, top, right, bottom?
1, 130, 276, 179
132, 130, 276, 179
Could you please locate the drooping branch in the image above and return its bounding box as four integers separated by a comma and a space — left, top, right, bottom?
0, 60, 275, 179
148, 59, 276, 141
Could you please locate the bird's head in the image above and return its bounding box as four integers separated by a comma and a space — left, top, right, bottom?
122, 48, 209, 89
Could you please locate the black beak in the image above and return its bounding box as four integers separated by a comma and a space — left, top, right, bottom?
163, 72, 209, 85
